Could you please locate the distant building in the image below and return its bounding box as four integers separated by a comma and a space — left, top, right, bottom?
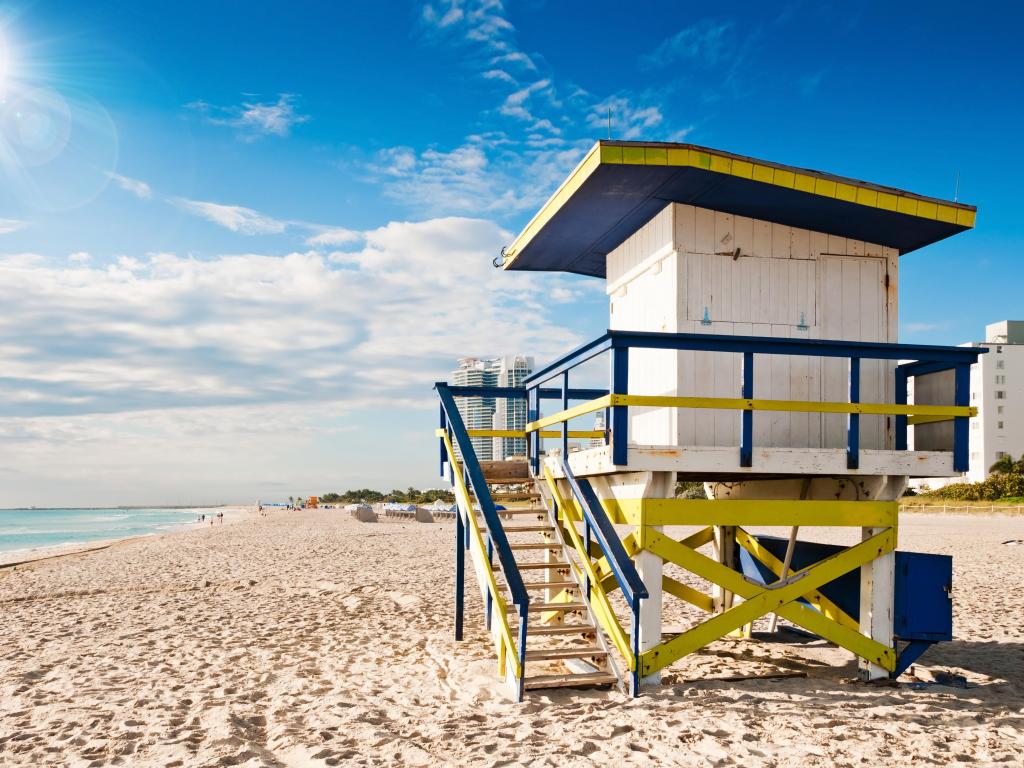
591, 411, 607, 448
492, 355, 534, 460
451, 355, 534, 461
911, 320, 1024, 487
452, 357, 500, 460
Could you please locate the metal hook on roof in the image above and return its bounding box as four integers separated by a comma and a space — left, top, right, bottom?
492, 246, 508, 269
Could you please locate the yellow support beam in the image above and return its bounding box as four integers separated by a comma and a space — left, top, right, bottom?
733, 527, 860, 632
663, 575, 715, 613
524, 395, 612, 433
610, 393, 975, 419
607, 498, 897, 528
640, 528, 896, 676
465, 428, 604, 439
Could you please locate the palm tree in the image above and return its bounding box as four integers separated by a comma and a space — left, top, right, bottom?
989, 455, 1017, 475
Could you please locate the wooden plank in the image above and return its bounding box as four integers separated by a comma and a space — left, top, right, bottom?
525, 647, 607, 661
526, 601, 587, 614
523, 671, 617, 690
520, 624, 595, 636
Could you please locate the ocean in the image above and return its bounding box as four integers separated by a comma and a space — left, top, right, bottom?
0, 507, 211, 557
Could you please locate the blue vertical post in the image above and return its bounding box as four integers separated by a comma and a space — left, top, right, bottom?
847, 357, 861, 470
454, 508, 464, 641
439, 403, 447, 477
740, 352, 753, 467
583, 521, 591, 599
610, 346, 629, 467
485, 538, 494, 631
894, 366, 908, 451
462, 467, 471, 550
561, 371, 570, 459
528, 386, 539, 477
953, 362, 970, 472
630, 598, 641, 697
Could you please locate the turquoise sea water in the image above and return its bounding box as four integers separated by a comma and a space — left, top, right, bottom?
0, 507, 209, 556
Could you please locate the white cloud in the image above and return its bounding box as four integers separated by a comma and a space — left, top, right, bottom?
187, 94, 310, 139
68, 251, 91, 263
0, 217, 583, 425
305, 228, 361, 247
0, 218, 27, 234
107, 172, 152, 199
589, 97, 663, 140
641, 20, 734, 70
173, 198, 287, 235
0, 218, 593, 504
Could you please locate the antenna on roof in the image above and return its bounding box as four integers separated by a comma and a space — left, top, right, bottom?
607, 107, 612, 140
954, 169, 960, 202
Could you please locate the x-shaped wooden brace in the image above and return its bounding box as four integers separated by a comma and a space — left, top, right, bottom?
640, 528, 896, 677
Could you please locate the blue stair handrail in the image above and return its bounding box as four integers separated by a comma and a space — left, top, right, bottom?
435, 381, 529, 610
559, 455, 648, 606
434, 382, 528, 696
559, 454, 648, 694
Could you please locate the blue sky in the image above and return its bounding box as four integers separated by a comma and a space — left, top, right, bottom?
0, 0, 1021, 505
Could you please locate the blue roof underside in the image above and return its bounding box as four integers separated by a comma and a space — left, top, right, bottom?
510, 165, 970, 278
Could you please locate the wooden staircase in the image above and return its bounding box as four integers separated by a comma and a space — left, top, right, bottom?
479, 461, 621, 693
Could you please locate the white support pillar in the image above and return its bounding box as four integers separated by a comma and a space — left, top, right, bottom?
593, 470, 674, 688
859, 475, 906, 680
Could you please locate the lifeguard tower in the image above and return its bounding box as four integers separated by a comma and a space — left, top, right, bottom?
433, 141, 984, 700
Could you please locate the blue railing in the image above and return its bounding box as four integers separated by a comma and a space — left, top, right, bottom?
435, 382, 529, 696
559, 455, 648, 694
523, 330, 986, 473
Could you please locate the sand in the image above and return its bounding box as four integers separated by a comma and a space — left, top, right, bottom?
0, 509, 1021, 767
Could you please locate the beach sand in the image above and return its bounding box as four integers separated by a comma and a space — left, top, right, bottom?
0, 508, 1021, 766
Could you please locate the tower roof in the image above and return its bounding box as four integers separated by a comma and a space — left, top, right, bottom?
501, 141, 976, 278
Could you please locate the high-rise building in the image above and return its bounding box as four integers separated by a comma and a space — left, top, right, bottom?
451, 355, 534, 461
451, 357, 501, 460
911, 320, 1023, 487
492, 355, 534, 460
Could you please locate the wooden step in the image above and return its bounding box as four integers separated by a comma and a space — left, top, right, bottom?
498, 562, 569, 571
510, 543, 561, 551
480, 460, 532, 482
492, 492, 541, 500
523, 671, 618, 690
493, 508, 548, 517
502, 525, 554, 533
527, 601, 587, 614
522, 581, 577, 590
519, 624, 595, 636
525, 646, 608, 661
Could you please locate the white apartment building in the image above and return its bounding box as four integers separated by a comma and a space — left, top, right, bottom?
964, 320, 1024, 482
491, 355, 534, 461
911, 320, 1023, 488
451, 355, 534, 461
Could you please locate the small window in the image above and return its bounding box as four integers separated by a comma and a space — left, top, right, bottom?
997, 360, 1005, 369
996, 451, 1009, 459
996, 391, 1007, 399
997, 346, 1003, 353
998, 421, 1005, 429
998, 406, 1004, 414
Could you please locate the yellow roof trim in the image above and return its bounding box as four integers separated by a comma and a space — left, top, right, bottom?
503, 141, 977, 270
